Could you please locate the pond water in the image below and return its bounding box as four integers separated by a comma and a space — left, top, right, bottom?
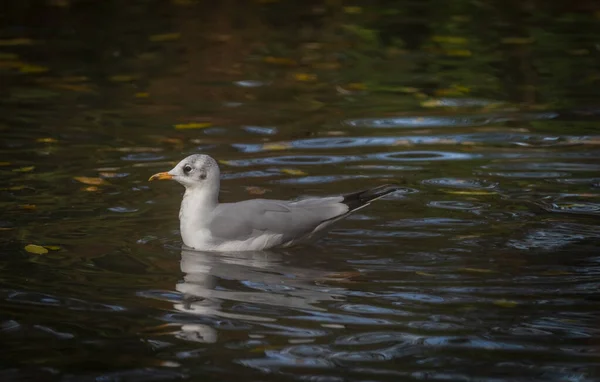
2, 1, 600, 381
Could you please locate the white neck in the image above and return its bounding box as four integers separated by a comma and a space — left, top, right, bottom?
179, 186, 219, 245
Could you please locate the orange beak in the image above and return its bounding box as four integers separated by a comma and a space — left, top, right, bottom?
148, 172, 173, 181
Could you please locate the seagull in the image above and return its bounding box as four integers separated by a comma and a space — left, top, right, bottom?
149, 154, 400, 251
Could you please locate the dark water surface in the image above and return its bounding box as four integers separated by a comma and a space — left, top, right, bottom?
2, 1, 600, 381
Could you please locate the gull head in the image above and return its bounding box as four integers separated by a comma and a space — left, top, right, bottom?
149, 154, 220, 189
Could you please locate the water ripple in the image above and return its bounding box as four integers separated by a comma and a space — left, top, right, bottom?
427, 201, 490, 210
422, 178, 497, 189
344, 112, 558, 128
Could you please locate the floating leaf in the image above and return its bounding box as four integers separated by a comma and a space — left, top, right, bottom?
83, 186, 99, 192
13, 166, 35, 172
109, 75, 137, 82
262, 142, 290, 151
294, 73, 317, 82
460, 267, 494, 273
99, 172, 119, 178
246, 186, 268, 195
415, 271, 435, 277
73, 177, 107, 186
444, 49, 472, 57
218, 160, 233, 166
36, 137, 58, 143
174, 122, 212, 129
343, 6, 362, 14
149, 33, 181, 42
0, 38, 33, 46
19, 204, 37, 210
346, 82, 366, 90
263, 56, 297, 66
421, 99, 444, 108
501, 37, 534, 45
18, 64, 49, 74
52, 83, 93, 92
281, 168, 307, 176
493, 299, 518, 308
43, 245, 61, 251
135, 92, 150, 98
432, 36, 468, 44
0, 53, 19, 60
25, 244, 48, 255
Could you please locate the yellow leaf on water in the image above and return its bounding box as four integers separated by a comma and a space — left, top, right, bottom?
346, 82, 366, 90
99, 172, 119, 178
493, 299, 518, 308
43, 245, 61, 251
415, 271, 435, 277
460, 267, 495, 273
444, 49, 472, 57
52, 83, 92, 92
135, 92, 150, 98
83, 186, 99, 192
13, 166, 35, 172
281, 168, 307, 176
343, 6, 363, 14
36, 137, 58, 143
174, 122, 212, 129
432, 36, 469, 44
4, 185, 26, 191
501, 37, 534, 45
149, 33, 181, 42
73, 177, 107, 186
263, 56, 297, 66
0, 53, 19, 60
18, 64, 49, 74
19, 204, 37, 210
421, 99, 444, 108
218, 160, 232, 166
246, 186, 269, 195
262, 142, 290, 151
109, 75, 137, 82
0, 38, 34, 46
294, 73, 317, 82
25, 244, 48, 255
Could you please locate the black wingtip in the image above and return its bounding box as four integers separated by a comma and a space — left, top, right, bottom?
341, 184, 401, 212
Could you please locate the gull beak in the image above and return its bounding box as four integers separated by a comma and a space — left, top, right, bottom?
148, 172, 173, 181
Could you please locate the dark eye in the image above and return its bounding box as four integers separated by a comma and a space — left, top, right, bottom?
183, 165, 193, 174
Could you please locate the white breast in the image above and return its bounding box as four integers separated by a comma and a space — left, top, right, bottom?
182, 229, 285, 252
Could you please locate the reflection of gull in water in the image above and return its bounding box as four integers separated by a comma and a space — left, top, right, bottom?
173, 248, 350, 343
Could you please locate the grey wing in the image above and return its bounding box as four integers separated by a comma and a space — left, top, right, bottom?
208, 197, 348, 242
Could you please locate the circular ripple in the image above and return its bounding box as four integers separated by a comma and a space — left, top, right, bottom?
372, 151, 476, 162
121, 153, 165, 162
334, 331, 407, 345
408, 321, 465, 331
428, 201, 490, 210
547, 202, 600, 215
485, 171, 570, 178
233, 155, 356, 166
344, 115, 493, 128
422, 178, 497, 189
